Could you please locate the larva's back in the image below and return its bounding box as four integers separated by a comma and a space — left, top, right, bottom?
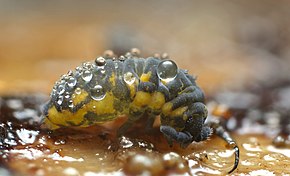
42, 55, 178, 129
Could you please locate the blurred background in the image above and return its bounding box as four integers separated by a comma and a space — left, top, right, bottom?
1, 0, 290, 95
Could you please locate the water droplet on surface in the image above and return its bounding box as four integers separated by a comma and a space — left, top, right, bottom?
100, 69, 106, 74
82, 62, 93, 69
114, 62, 119, 69
60, 79, 66, 84
103, 50, 114, 59
243, 143, 262, 152
60, 74, 68, 80
63, 167, 79, 176
67, 70, 73, 76
75, 88, 81, 95
124, 72, 136, 85
95, 57, 106, 66
82, 70, 93, 82
125, 52, 132, 58
90, 85, 106, 101
75, 66, 83, 73
267, 145, 290, 157
119, 55, 126, 61
64, 94, 70, 99
157, 60, 178, 82
120, 136, 134, 149
161, 53, 169, 60
57, 96, 64, 105
57, 85, 65, 95
67, 77, 77, 88
68, 100, 74, 109
54, 139, 66, 145
16, 129, 39, 144
217, 150, 235, 158
130, 48, 140, 56
6, 99, 23, 109
50, 89, 57, 97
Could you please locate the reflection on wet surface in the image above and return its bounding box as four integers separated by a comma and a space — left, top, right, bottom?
0, 93, 290, 175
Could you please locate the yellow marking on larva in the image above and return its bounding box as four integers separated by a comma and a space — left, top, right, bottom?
140, 72, 151, 82
172, 124, 184, 132
148, 92, 165, 110
171, 106, 188, 117
161, 102, 173, 116
43, 118, 60, 130
85, 92, 116, 116
161, 80, 168, 85
46, 106, 86, 127
72, 89, 88, 105
162, 103, 188, 117
109, 73, 116, 86
183, 114, 189, 121
45, 92, 118, 128
161, 106, 188, 132
132, 91, 152, 107
128, 83, 137, 99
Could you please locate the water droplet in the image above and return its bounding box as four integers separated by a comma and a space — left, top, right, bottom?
57, 96, 64, 105
68, 100, 74, 109
75, 66, 83, 73
90, 85, 106, 101
54, 139, 66, 145
95, 57, 106, 66
130, 48, 141, 56
120, 136, 133, 149
114, 62, 119, 69
50, 89, 57, 97
60, 74, 67, 80
82, 62, 94, 70
100, 69, 106, 74
67, 70, 73, 76
64, 93, 70, 99
57, 85, 65, 95
123, 72, 136, 85
103, 50, 114, 58
161, 53, 169, 60
82, 62, 89, 67
119, 55, 126, 61
82, 70, 93, 82
59, 79, 66, 84
162, 152, 183, 168
157, 60, 178, 82
67, 77, 77, 88
75, 88, 81, 95
125, 52, 132, 58
94, 66, 105, 76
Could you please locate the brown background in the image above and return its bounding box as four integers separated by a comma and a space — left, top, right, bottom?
1, 0, 290, 95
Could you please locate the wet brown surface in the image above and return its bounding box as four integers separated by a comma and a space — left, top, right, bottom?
1, 1, 290, 175
1, 82, 290, 176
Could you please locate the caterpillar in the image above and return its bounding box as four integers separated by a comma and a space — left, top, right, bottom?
42, 49, 239, 173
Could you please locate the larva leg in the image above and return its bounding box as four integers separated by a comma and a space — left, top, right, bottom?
160, 102, 209, 148
184, 102, 209, 142
160, 125, 192, 148
144, 114, 157, 133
